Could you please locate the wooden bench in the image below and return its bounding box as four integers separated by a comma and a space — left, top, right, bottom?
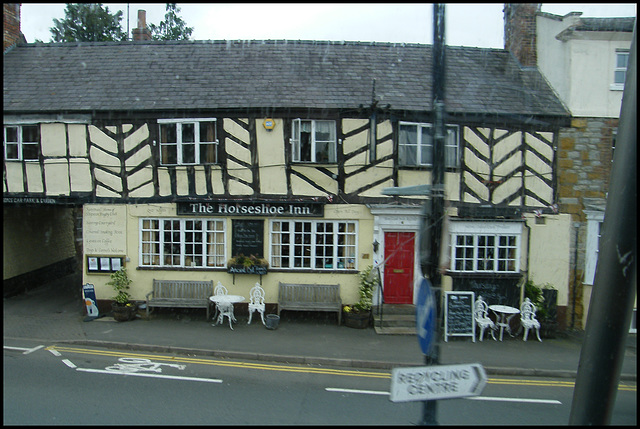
277, 282, 342, 325
146, 279, 214, 319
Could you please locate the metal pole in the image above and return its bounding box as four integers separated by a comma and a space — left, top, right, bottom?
420, 4, 445, 425
569, 22, 636, 425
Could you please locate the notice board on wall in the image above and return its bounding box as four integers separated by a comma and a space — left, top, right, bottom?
231, 219, 264, 258
444, 291, 475, 342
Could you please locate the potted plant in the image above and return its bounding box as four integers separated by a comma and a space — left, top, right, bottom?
524, 279, 557, 338
343, 265, 378, 328
107, 267, 137, 321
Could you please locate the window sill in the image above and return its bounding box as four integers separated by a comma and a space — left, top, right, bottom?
609, 84, 625, 91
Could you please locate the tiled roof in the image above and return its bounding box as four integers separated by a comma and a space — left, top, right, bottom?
3, 39, 568, 117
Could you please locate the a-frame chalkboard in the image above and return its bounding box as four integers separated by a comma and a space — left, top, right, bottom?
444, 291, 476, 342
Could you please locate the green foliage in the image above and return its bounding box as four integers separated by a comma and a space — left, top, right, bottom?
49, 3, 127, 42
227, 254, 268, 268
148, 3, 193, 41
349, 265, 379, 313
107, 267, 133, 304
524, 279, 555, 320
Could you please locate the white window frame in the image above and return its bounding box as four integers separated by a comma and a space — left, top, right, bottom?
611, 49, 629, 90
270, 219, 357, 270
139, 218, 227, 268
398, 121, 459, 168
290, 119, 337, 163
157, 118, 218, 166
449, 221, 522, 273
3, 124, 40, 161
584, 210, 605, 285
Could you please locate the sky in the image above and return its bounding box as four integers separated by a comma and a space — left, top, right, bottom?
19, 3, 637, 48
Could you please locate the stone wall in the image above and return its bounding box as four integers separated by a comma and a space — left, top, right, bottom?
557, 117, 616, 329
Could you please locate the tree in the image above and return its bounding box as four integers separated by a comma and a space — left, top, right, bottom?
148, 3, 193, 41
49, 3, 127, 42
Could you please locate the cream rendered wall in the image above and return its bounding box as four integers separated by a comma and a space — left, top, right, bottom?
84, 203, 370, 306
567, 37, 628, 117
256, 118, 288, 195
536, 14, 629, 118
525, 213, 572, 307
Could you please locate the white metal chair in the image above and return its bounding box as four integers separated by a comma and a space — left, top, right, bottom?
247, 283, 266, 325
474, 296, 497, 341
214, 281, 228, 296
212, 281, 229, 322
520, 298, 542, 342
216, 300, 236, 330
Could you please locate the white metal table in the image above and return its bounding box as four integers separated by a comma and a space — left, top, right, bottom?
209, 295, 245, 330
489, 304, 520, 341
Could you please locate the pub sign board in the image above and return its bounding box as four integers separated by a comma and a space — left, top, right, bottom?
177, 201, 324, 217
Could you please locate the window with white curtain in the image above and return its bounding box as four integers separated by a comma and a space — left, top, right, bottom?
271, 220, 357, 270
140, 218, 226, 268
398, 122, 459, 168
291, 119, 337, 163
584, 211, 605, 285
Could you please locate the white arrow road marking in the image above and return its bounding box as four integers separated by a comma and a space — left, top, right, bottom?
4, 345, 44, 355
62, 359, 77, 369
48, 348, 62, 357
76, 368, 222, 383
464, 396, 561, 405
326, 388, 389, 396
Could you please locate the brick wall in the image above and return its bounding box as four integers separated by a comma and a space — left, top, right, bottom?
557, 117, 616, 329
504, 3, 541, 67
3, 3, 20, 51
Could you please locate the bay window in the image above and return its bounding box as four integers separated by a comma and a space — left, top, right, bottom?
449, 221, 522, 273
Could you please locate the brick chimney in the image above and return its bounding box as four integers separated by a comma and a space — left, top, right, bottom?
504, 3, 541, 67
131, 9, 151, 41
3, 3, 22, 51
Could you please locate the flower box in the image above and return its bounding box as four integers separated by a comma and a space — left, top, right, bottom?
227, 264, 268, 275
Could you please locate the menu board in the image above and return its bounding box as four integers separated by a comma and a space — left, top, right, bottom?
232, 219, 264, 258
444, 291, 475, 342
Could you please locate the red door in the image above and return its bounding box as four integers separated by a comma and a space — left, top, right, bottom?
383, 232, 415, 304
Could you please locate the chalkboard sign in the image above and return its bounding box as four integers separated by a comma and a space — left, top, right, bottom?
444, 291, 475, 342
232, 219, 264, 258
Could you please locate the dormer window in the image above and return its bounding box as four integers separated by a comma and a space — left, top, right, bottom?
291, 119, 337, 163
158, 118, 218, 166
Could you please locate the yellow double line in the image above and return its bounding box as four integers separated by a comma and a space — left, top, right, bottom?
47, 345, 390, 379
47, 345, 637, 391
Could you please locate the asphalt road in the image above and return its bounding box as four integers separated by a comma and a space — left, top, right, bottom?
3, 340, 637, 425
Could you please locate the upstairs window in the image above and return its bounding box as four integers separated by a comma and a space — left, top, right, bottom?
612, 50, 629, 89
158, 118, 217, 166
398, 122, 459, 168
3, 124, 40, 161
291, 119, 337, 163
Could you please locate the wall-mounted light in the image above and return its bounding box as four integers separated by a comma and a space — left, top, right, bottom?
372, 239, 380, 253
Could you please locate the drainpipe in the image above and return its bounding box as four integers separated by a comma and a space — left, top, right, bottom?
571, 221, 580, 329
523, 219, 531, 304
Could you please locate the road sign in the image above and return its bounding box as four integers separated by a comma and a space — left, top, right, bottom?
389, 363, 487, 402
416, 278, 436, 355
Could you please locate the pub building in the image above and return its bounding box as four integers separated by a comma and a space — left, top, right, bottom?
4, 8, 574, 328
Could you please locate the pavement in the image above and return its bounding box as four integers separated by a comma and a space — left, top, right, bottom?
3, 272, 636, 381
